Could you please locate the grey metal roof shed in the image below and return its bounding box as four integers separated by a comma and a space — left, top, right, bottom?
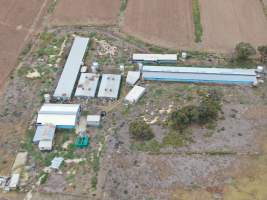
97, 74, 121, 99
53, 36, 90, 100
142, 66, 257, 84
33, 125, 56, 144
75, 73, 100, 98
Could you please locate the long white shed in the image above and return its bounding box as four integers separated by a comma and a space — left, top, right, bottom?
132, 54, 177, 64
53, 36, 90, 100
125, 85, 146, 104
36, 104, 80, 129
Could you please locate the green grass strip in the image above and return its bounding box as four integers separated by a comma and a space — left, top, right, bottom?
192, 0, 203, 43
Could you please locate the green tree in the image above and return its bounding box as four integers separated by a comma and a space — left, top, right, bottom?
235, 42, 256, 60
258, 45, 267, 63
129, 119, 154, 140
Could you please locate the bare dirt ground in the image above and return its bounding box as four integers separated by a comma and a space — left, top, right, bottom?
200, 0, 267, 52
97, 82, 267, 199
0, 0, 49, 89
51, 0, 121, 26
121, 0, 195, 50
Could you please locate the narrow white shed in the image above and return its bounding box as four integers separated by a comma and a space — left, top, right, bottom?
125, 85, 146, 104
126, 71, 140, 86
87, 115, 101, 127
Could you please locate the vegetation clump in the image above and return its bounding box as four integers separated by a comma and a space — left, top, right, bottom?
168, 90, 222, 131
129, 119, 154, 141
258, 45, 267, 63
235, 42, 256, 61
192, 0, 203, 42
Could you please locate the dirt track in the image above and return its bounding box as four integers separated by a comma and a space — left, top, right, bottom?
200, 0, 267, 52
51, 0, 120, 26
0, 0, 48, 89
122, 0, 195, 50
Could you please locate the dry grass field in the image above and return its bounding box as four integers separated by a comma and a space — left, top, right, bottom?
51, 0, 121, 26
200, 0, 267, 52
121, 0, 195, 50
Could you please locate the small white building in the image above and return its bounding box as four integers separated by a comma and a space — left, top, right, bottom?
9, 174, 20, 189
126, 71, 140, 86
33, 125, 56, 151
50, 157, 64, 170
87, 115, 101, 127
125, 85, 146, 104
36, 104, 80, 129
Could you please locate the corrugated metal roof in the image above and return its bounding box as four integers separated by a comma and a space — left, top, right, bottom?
37, 104, 80, 127
75, 73, 100, 98
38, 140, 53, 150
9, 174, 20, 188
53, 36, 90, 99
133, 54, 177, 61
50, 157, 64, 169
143, 72, 257, 84
87, 115, 101, 122
126, 71, 140, 85
97, 74, 121, 99
33, 125, 56, 143
39, 104, 80, 114
125, 85, 146, 103
142, 66, 256, 76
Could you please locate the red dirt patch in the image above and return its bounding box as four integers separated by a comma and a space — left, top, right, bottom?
0, 0, 48, 88
200, 0, 267, 52
121, 0, 195, 49
51, 0, 121, 26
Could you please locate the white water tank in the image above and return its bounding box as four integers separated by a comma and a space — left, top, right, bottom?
181, 52, 187, 59
44, 94, 51, 103
91, 62, 99, 73
256, 66, 264, 73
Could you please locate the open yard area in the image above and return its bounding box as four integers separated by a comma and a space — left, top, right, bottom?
200, 0, 267, 52
121, 0, 195, 50
0, 0, 48, 88
1, 0, 267, 198
51, 0, 121, 26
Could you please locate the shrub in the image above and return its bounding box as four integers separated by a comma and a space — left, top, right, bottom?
168, 90, 222, 130
235, 42, 256, 60
129, 119, 154, 140
258, 45, 267, 63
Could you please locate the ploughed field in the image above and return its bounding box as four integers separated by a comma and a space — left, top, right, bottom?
121, 0, 195, 50
51, 0, 121, 26
200, 0, 267, 52
0, 0, 46, 88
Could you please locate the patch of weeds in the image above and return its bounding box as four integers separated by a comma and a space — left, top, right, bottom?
205, 151, 236, 156
90, 151, 101, 190
81, 110, 90, 116
65, 174, 75, 183
20, 42, 33, 57
91, 175, 98, 190
120, 0, 128, 13
17, 66, 32, 77
192, 0, 203, 42
130, 139, 161, 153
121, 105, 131, 116
162, 131, 192, 148
39, 172, 49, 185
47, 0, 58, 14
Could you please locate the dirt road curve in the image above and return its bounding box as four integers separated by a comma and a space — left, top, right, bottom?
51, 0, 120, 26
122, 0, 195, 50
0, 0, 48, 89
200, 0, 267, 52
